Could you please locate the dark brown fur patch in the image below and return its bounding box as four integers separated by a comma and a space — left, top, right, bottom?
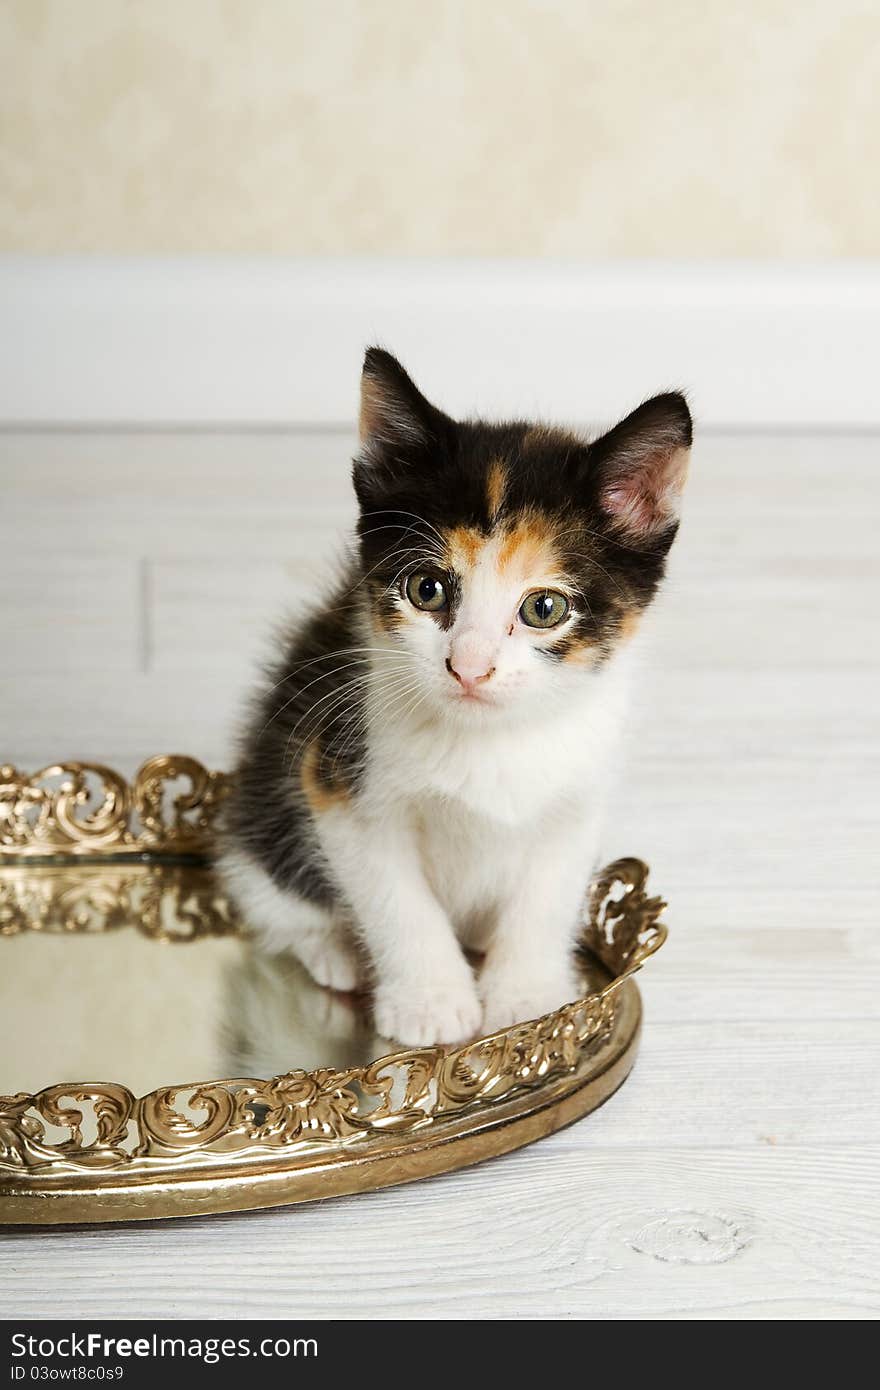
222, 571, 367, 904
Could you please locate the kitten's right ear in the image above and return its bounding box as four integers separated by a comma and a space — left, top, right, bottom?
358, 347, 447, 452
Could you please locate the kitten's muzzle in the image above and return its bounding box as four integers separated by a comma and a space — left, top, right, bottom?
445, 655, 496, 697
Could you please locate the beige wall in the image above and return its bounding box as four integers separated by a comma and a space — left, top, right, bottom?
1, 0, 878, 256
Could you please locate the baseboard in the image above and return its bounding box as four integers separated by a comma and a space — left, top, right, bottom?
1, 257, 878, 428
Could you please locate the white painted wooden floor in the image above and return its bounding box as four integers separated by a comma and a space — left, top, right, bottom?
1, 427, 878, 1319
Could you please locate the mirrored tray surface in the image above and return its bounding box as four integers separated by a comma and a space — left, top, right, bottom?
0, 758, 667, 1225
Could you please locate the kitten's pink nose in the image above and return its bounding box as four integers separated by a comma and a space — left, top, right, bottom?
446, 655, 495, 693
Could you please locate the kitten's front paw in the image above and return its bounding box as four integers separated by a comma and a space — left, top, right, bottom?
479, 963, 581, 1035
373, 973, 482, 1048
296, 929, 362, 994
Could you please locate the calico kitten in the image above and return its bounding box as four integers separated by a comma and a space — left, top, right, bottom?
219, 348, 691, 1046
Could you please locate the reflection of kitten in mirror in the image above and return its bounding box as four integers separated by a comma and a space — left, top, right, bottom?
221, 948, 377, 1080
219, 349, 691, 1046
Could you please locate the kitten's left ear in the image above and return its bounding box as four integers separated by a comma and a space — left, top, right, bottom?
587, 392, 692, 544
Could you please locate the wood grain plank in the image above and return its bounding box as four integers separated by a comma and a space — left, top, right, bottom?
2, 1146, 878, 1320
148, 558, 313, 675
0, 553, 140, 679
1, 430, 357, 563
550, 1019, 880, 1149
639, 919, 880, 1022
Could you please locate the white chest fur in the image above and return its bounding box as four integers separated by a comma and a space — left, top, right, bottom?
366, 644, 633, 825
357, 647, 634, 938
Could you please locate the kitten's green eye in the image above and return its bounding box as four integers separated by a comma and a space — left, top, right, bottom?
519, 589, 571, 629
405, 571, 448, 613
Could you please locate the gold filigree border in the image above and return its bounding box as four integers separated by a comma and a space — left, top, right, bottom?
0, 855, 665, 1183
0, 863, 236, 942
0, 756, 229, 859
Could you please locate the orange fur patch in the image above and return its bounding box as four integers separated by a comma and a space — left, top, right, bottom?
496, 512, 563, 585
446, 525, 482, 571
301, 741, 351, 814
618, 608, 642, 643
522, 424, 580, 453
559, 638, 598, 667
486, 461, 506, 520
444, 513, 566, 590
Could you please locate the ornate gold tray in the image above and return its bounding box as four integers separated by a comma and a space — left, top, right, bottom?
0, 758, 666, 1226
